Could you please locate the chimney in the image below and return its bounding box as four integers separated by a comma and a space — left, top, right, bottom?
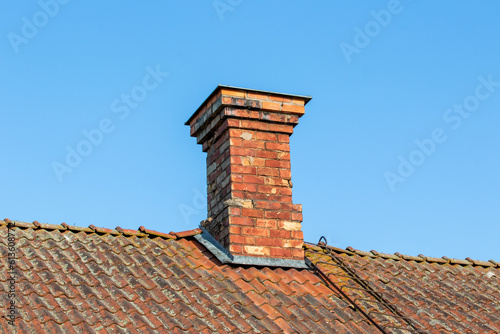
186, 85, 311, 267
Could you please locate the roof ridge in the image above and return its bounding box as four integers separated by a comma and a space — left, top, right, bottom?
1, 218, 202, 240
303, 242, 499, 269
3, 218, 498, 268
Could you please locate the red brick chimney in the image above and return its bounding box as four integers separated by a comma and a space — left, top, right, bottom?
186, 85, 310, 267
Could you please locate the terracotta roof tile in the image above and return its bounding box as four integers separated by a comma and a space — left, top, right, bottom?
1, 219, 498, 333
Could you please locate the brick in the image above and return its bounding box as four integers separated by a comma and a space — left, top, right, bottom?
292, 212, 303, 221
230, 217, 254, 226
277, 152, 290, 160
279, 169, 291, 178
277, 211, 291, 220
281, 103, 304, 114
262, 101, 281, 111
264, 211, 278, 219
221, 88, 245, 98
226, 118, 240, 128
256, 149, 278, 159
258, 185, 278, 195
283, 239, 303, 249
270, 229, 291, 239
247, 92, 268, 100
242, 208, 264, 218
230, 174, 244, 183
231, 165, 257, 175
257, 168, 279, 177
242, 227, 269, 237
242, 139, 266, 149
280, 221, 302, 231
229, 244, 243, 253
281, 187, 292, 196
232, 235, 256, 245
292, 248, 305, 258
265, 142, 289, 151
265, 160, 290, 169
243, 245, 270, 256
232, 183, 258, 193
255, 219, 277, 229
229, 137, 243, 147
264, 177, 287, 186
231, 147, 256, 157
243, 175, 265, 185
277, 134, 290, 143
241, 120, 268, 131
256, 238, 284, 247
268, 123, 293, 134
254, 201, 282, 210
229, 226, 241, 234
270, 248, 292, 258
256, 132, 277, 141
292, 204, 302, 212
228, 207, 242, 216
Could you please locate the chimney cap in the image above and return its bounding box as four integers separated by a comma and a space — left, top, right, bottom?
185, 85, 312, 125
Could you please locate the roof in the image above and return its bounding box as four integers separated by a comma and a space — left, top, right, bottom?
1, 218, 499, 333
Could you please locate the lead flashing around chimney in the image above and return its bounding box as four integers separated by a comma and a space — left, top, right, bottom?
194, 227, 308, 269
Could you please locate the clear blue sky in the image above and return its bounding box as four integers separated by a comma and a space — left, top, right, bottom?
1, 1, 499, 261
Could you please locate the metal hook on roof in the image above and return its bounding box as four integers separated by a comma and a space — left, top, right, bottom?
318, 236, 328, 246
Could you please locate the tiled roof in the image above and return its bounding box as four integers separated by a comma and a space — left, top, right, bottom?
1, 218, 499, 333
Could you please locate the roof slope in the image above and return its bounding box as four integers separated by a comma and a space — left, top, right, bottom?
1, 219, 499, 333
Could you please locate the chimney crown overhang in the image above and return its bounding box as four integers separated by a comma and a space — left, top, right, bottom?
187, 85, 311, 268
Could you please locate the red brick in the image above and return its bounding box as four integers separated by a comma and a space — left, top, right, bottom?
231, 235, 256, 245
268, 123, 293, 134
265, 142, 289, 151
270, 248, 292, 258
256, 219, 277, 229
232, 183, 258, 193
242, 175, 264, 185
281, 103, 304, 114
254, 201, 281, 210
279, 169, 291, 178
264, 211, 278, 219
231, 217, 254, 226
231, 165, 257, 175
258, 185, 279, 195
292, 248, 305, 258
277, 134, 290, 143
229, 226, 241, 234
247, 92, 268, 100
229, 137, 242, 147
292, 212, 303, 221
231, 147, 256, 157
221, 88, 245, 98
277, 211, 291, 220
256, 238, 284, 247
242, 208, 264, 218
270, 230, 291, 239
256, 132, 277, 141
241, 140, 265, 149
229, 207, 242, 216
255, 149, 278, 159
241, 120, 268, 131
257, 167, 279, 177
265, 160, 290, 169
262, 101, 281, 111
281, 187, 292, 196
242, 227, 268, 237
283, 239, 303, 248
269, 95, 292, 103
229, 244, 243, 253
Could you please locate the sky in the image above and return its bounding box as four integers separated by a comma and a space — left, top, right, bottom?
1, 1, 499, 261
